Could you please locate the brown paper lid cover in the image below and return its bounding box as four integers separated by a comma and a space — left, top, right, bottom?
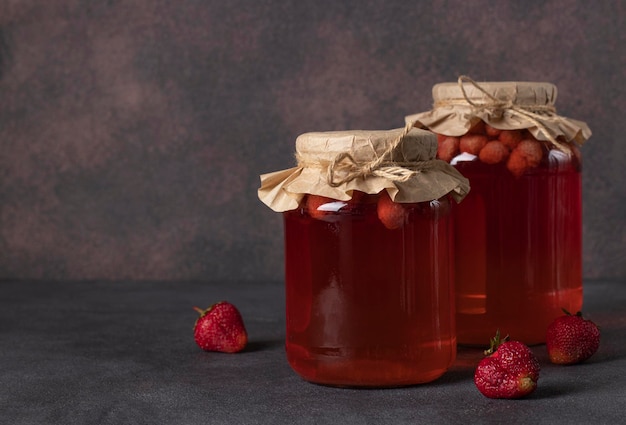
258, 127, 470, 212
406, 79, 591, 147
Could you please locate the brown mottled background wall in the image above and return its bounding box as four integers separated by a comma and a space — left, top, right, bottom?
0, 0, 624, 282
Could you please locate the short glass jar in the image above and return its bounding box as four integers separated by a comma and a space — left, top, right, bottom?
407, 78, 592, 346
259, 128, 469, 387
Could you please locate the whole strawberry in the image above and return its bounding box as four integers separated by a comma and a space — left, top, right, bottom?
193, 301, 248, 353
546, 310, 600, 365
474, 331, 540, 399
377, 191, 408, 230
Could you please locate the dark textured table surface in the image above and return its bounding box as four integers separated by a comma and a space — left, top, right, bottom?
1, 279, 624, 424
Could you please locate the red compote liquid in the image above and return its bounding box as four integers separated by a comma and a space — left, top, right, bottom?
283, 192, 456, 387
445, 128, 583, 345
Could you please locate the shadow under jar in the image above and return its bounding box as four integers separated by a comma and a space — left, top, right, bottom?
407, 78, 592, 346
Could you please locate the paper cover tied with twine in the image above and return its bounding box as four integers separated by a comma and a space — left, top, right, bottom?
405, 77, 591, 154
258, 127, 470, 212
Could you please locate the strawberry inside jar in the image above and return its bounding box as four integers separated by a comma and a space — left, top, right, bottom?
436, 123, 581, 177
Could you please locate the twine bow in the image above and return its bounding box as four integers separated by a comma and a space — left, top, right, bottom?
451, 75, 571, 154
328, 122, 416, 187
296, 123, 433, 187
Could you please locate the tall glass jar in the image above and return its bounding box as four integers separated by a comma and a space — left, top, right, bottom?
259, 128, 469, 387
406, 77, 592, 346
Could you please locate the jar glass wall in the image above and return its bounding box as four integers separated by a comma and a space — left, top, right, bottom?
450, 132, 583, 345
283, 191, 456, 387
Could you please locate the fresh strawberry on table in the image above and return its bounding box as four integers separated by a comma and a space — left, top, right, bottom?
193, 301, 248, 353
474, 331, 540, 399
546, 309, 600, 365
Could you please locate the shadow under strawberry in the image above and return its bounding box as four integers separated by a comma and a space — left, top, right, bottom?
243, 339, 284, 352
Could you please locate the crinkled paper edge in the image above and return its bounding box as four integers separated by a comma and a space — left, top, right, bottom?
405, 106, 592, 145
258, 163, 470, 213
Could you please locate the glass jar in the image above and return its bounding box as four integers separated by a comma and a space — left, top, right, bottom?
406, 78, 592, 346
259, 128, 469, 387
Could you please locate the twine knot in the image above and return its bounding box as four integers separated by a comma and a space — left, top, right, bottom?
455, 75, 570, 153
296, 123, 435, 187
325, 122, 420, 187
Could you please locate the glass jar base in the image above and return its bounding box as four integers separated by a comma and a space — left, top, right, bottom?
456, 287, 583, 346
286, 340, 455, 388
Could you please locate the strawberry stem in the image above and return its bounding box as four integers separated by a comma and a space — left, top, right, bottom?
484, 329, 509, 355
561, 307, 583, 318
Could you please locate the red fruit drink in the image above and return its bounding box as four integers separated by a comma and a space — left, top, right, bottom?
284, 193, 456, 387
453, 145, 582, 345
407, 78, 591, 346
